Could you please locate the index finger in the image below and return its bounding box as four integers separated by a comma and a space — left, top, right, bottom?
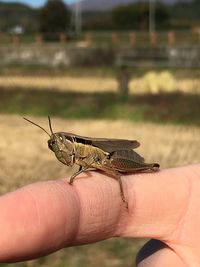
0, 165, 198, 262
0, 172, 123, 262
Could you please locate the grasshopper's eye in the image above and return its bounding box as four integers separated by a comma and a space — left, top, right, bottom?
48, 140, 55, 151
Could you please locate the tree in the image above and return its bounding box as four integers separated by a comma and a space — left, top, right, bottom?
0, 2, 37, 33
112, 2, 169, 31
112, 4, 140, 30
39, 0, 71, 33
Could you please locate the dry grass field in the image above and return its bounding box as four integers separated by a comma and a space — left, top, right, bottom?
0, 71, 200, 94
0, 114, 199, 267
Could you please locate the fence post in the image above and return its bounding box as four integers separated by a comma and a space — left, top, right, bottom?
150, 31, 157, 46
12, 34, 20, 47
193, 27, 200, 42
111, 32, 118, 46
168, 31, 176, 46
59, 33, 67, 45
85, 32, 92, 47
129, 32, 136, 47
35, 33, 43, 46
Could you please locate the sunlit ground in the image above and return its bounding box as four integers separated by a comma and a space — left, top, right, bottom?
0, 71, 199, 94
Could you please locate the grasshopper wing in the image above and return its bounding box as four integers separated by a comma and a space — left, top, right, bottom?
61, 133, 140, 152
91, 139, 140, 153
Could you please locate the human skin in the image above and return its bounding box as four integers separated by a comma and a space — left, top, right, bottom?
0, 164, 199, 266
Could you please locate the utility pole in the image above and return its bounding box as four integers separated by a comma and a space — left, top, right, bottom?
75, 0, 82, 36
149, 0, 155, 33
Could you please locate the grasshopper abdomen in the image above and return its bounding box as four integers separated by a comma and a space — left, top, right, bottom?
103, 149, 159, 173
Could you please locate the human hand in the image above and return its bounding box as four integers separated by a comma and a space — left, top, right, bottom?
0, 164, 199, 266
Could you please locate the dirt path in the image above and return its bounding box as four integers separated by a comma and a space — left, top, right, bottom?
0, 72, 199, 94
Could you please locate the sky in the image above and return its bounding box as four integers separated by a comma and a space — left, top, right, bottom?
1, 0, 75, 8
0, 0, 192, 8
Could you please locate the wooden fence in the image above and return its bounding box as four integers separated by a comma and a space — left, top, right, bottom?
1, 30, 200, 48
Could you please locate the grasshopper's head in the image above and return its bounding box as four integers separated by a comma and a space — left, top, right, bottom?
48, 132, 75, 166
23, 116, 75, 166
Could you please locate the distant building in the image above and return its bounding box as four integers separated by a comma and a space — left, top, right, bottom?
9, 25, 24, 35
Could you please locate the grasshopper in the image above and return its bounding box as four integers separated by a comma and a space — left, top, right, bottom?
24, 117, 159, 208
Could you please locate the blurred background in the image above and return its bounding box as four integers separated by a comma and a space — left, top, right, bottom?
0, 0, 200, 266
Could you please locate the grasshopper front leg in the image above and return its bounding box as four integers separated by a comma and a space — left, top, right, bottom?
69, 154, 100, 185
69, 166, 90, 185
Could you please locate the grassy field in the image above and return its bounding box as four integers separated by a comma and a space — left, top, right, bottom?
0, 87, 199, 126
1, 65, 200, 78
0, 67, 199, 266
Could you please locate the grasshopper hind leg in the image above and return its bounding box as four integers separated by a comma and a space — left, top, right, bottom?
117, 174, 128, 209
69, 166, 128, 209
104, 169, 128, 209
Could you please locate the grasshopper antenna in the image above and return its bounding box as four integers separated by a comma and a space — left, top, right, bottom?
48, 116, 54, 135
23, 117, 51, 137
